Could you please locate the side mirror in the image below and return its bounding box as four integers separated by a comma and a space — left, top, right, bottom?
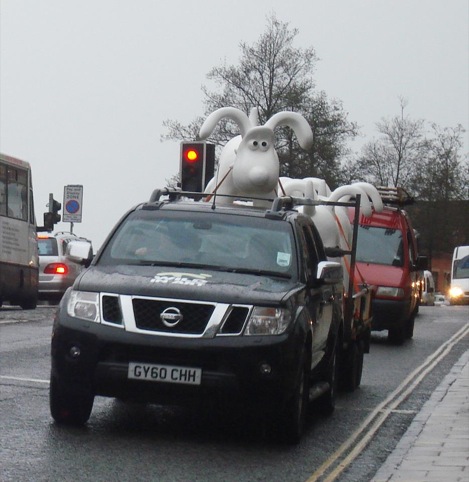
317, 261, 343, 285
67, 241, 93, 267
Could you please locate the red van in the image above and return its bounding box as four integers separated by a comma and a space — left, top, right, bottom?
349, 188, 427, 344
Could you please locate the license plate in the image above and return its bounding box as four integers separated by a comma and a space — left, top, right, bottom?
128, 362, 202, 385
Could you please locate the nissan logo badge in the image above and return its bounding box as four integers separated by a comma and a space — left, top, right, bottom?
160, 307, 183, 327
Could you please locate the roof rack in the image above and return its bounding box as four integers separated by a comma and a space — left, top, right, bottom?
148, 189, 362, 209
269, 196, 358, 212
148, 188, 278, 205
376, 186, 415, 206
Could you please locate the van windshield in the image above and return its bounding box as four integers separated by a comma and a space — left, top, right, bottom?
98, 209, 297, 278
356, 225, 404, 266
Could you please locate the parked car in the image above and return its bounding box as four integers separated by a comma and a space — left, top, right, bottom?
37, 232, 93, 301
434, 293, 447, 306
421, 270, 435, 306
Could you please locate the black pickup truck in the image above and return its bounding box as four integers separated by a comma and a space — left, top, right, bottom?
50, 190, 345, 443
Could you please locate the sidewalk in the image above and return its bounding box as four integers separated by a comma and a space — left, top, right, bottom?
372, 350, 469, 481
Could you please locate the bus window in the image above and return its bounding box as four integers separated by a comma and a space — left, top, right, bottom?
0, 163, 6, 216
7, 167, 28, 220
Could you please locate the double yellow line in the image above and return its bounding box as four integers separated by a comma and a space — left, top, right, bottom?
307, 323, 469, 482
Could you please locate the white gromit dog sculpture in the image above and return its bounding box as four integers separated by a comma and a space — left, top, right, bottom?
280, 178, 383, 290
197, 106, 384, 291
198, 107, 314, 205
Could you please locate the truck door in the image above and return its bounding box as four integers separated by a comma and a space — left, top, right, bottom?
298, 221, 334, 368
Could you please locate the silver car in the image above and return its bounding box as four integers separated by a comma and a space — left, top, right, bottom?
37, 232, 93, 301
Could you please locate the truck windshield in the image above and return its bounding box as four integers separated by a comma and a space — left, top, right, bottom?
356, 225, 404, 266
98, 209, 297, 277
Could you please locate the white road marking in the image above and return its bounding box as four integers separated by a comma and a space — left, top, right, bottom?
0, 375, 50, 384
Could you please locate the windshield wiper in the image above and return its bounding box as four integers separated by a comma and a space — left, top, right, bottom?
223, 267, 292, 279
134, 260, 203, 268
132, 260, 291, 278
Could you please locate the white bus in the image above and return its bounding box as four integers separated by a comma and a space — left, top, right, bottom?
0, 153, 39, 309
449, 245, 469, 305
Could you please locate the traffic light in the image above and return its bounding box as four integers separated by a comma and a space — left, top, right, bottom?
43, 194, 62, 231
180, 141, 215, 192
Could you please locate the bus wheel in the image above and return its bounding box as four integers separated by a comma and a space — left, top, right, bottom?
20, 296, 37, 310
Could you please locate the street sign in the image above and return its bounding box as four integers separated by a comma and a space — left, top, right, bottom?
63, 185, 83, 223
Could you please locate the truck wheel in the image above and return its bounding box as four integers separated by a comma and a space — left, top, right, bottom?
50, 375, 94, 426
277, 350, 310, 444
339, 341, 365, 392
355, 340, 364, 387
317, 343, 338, 415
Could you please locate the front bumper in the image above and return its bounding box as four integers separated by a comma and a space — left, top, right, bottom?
449, 294, 469, 305
370, 298, 412, 331
51, 314, 305, 409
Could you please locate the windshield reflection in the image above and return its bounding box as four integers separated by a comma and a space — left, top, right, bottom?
98, 210, 296, 277
356, 225, 403, 266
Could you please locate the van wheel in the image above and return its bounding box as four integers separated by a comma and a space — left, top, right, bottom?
50, 375, 94, 426
406, 313, 416, 339
388, 325, 405, 345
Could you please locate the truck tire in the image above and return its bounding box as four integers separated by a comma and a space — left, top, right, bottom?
277, 349, 310, 444
316, 342, 338, 416
50, 375, 94, 426
339, 341, 364, 392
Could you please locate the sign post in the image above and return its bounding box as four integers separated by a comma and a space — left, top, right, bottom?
63, 185, 83, 233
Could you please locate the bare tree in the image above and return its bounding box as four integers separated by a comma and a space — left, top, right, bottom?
411, 123, 468, 201
351, 98, 425, 189
162, 14, 358, 188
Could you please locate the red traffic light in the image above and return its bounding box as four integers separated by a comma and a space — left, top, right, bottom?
184, 148, 200, 163
180, 141, 215, 192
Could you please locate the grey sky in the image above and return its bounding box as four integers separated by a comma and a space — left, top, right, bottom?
1, 0, 468, 249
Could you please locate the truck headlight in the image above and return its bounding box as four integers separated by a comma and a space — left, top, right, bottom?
67, 290, 100, 322
245, 307, 291, 335
376, 286, 404, 298
449, 286, 463, 299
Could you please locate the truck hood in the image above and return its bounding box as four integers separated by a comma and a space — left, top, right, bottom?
74, 265, 303, 305
355, 262, 406, 288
